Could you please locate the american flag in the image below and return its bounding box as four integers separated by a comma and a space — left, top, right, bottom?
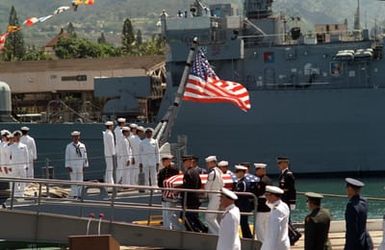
0, 33, 9, 50
183, 49, 251, 112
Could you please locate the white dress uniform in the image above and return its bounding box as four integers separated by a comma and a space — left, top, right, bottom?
139, 138, 160, 186
128, 134, 141, 185
103, 129, 116, 184
114, 127, 124, 184
65, 141, 88, 197
261, 199, 290, 250
205, 167, 224, 235
1, 143, 10, 168
217, 204, 241, 250
9, 142, 29, 197
20, 134, 37, 178
119, 136, 132, 185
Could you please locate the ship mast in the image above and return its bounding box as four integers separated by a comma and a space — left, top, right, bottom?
354, 0, 360, 31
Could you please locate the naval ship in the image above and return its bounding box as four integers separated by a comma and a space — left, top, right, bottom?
1, 0, 385, 178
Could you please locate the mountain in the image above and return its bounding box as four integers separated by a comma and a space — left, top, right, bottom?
0, 0, 384, 47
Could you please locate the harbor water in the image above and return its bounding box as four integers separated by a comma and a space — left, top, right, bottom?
291, 177, 385, 222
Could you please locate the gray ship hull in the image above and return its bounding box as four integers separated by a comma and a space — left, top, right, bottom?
171, 87, 385, 174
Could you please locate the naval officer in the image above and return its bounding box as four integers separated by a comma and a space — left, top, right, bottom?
20, 127, 37, 178
65, 131, 88, 198
216, 188, 241, 250
234, 165, 253, 239
9, 131, 29, 197
304, 192, 332, 250
204, 155, 223, 235
115, 118, 127, 183
139, 128, 160, 186
261, 185, 290, 250
254, 163, 273, 242
103, 121, 116, 184
128, 123, 141, 185
344, 178, 373, 250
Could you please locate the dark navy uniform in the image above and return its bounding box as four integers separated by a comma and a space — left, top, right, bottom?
304, 208, 332, 250
255, 175, 273, 212
235, 177, 253, 238
278, 168, 296, 207
182, 167, 207, 232
344, 195, 373, 250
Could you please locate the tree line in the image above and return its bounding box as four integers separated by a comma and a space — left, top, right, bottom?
0, 6, 165, 61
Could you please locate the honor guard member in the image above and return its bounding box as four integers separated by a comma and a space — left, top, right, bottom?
139, 128, 160, 187
20, 127, 37, 178
205, 155, 223, 235
216, 188, 241, 250
119, 127, 132, 184
254, 163, 273, 242
344, 178, 373, 250
304, 192, 332, 250
181, 155, 207, 232
218, 160, 233, 175
137, 126, 145, 140
115, 118, 126, 183
157, 154, 180, 229
240, 162, 259, 192
193, 156, 207, 174
103, 121, 116, 184
9, 131, 29, 197
65, 131, 88, 198
261, 185, 290, 250
234, 165, 253, 239
128, 123, 141, 185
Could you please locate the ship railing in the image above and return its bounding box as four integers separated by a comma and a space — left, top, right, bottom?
0, 177, 259, 242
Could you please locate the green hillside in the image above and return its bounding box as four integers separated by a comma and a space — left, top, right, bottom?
0, 0, 384, 46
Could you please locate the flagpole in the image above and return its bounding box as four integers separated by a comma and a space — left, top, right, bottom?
154, 37, 198, 144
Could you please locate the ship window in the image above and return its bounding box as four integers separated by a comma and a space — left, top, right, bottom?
335, 24, 339, 30
326, 25, 330, 32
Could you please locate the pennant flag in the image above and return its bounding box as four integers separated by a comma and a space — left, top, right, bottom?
0, 32, 9, 50
183, 49, 251, 112
54, 6, 71, 15
7, 25, 21, 33
23, 17, 39, 27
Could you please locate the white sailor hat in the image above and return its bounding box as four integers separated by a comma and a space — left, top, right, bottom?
221, 188, 238, 200
1, 130, 10, 136
71, 131, 81, 136
205, 155, 217, 162
305, 192, 324, 200
161, 154, 174, 160
345, 178, 365, 188
218, 161, 229, 167
254, 163, 267, 169
265, 185, 284, 195
7, 133, 14, 138
20, 126, 30, 131
137, 126, 145, 132
129, 123, 138, 129
122, 126, 130, 132
117, 118, 126, 123
235, 165, 247, 171
105, 121, 114, 126
12, 130, 22, 136
145, 127, 154, 133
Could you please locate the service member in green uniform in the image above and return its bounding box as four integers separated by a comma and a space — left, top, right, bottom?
304, 192, 332, 250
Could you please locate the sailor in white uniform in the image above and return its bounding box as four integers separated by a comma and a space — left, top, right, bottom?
65, 131, 88, 198
119, 127, 132, 184
20, 127, 37, 178
115, 118, 126, 184
204, 155, 223, 235
139, 128, 160, 186
9, 131, 29, 197
128, 124, 141, 185
261, 185, 290, 250
0, 130, 11, 167
103, 121, 116, 184
217, 188, 241, 250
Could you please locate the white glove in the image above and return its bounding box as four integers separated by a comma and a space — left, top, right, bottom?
290, 204, 296, 210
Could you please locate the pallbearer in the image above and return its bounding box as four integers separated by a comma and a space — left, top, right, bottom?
254, 163, 273, 242
9, 131, 29, 197
204, 155, 223, 235
304, 192, 332, 250
139, 128, 160, 186
128, 123, 141, 185
344, 178, 373, 250
234, 165, 253, 239
20, 127, 37, 178
218, 160, 233, 175
103, 121, 116, 184
65, 131, 88, 198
